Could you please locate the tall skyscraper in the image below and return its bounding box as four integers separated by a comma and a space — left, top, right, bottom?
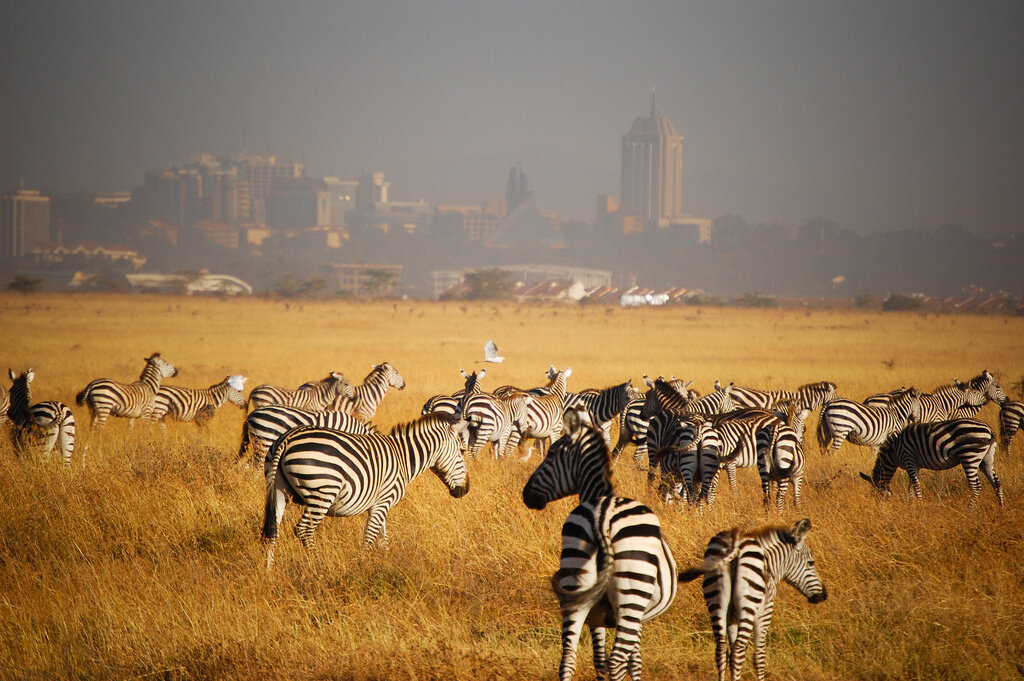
1, 186, 51, 258
620, 91, 684, 228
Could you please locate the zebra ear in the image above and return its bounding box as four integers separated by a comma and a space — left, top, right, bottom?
859, 472, 874, 484
460, 368, 468, 378
7, 369, 14, 381
787, 518, 812, 545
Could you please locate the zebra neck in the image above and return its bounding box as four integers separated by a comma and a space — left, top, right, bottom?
8, 380, 31, 424
579, 476, 614, 504
209, 384, 228, 406
138, 364, 164, 393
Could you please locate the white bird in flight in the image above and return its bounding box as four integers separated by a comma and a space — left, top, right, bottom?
481, 339, 505, 363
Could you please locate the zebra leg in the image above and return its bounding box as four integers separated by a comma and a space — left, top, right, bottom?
608, 615, 643, 681
557, 608, 588, 681
791, 474, 802, 508
979, 444, 1004, 506
906, 466, 923, 501
293, 500, 333, 554
962, 465, 982, 509
751, 605, 774, 681
775, 479, 789, 510
627, 628, 643, 681
590, 626, 607, 679
361, 506, 391, 551
725, 463, 738, 494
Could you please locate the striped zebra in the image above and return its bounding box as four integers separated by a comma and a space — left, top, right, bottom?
262, 412, 470, 567
610, 375, 660, 467
678, 519, 827, 681
816, 388, 922, 456
757, 423, 804, 508
729, 381, 837, 413
462, 390, 533, 459
7, 369, 77, 466
859, 419, 1003, 508
247, 371, 354, 412
421, 368, 485, 416
998, 400, 1023, 452
522, 408, 677, 681
863, 386, 908, 409
563, 380, 633, 451
510, 366, 573, 461
327, 362, 406, 421
147, 375, 247, 427
238, 405, 376, 470
656, 416, 721, 508
76, 353, 178, 428
950, 370, 1006, 419
709, 409, 787, 495
0, 385, 8, 426
915, 381, 989, 423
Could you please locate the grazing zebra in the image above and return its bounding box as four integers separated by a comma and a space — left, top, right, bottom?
859, 419, 1002, 508
999, 400, 1023, 452
757, 423, 804, 508
522, 408, 677, 681
327, 362, 406, 421
238, 405, 376, 470
7, 369, 77, 466
147, 375, 247, 427
76, 353, 178, 428
421, 368, 485, 416
247, 371, 354, 412
678, 519, 827, 681
510, 366, 573, 460
262, 412, 470, 567
462, 390, 533, 458
563, 380, 633, 451
728, 381, 836, 413
816, 388, 922, 456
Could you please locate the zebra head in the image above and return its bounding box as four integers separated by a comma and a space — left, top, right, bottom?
225, 375, 247, 407
327, 372, 355, 400
778, 518, 828, 604
8, 368, 35, 385
860, 435, 898, 497
422, 413, 470, 498
377, 362, 406, 390
503, 391, 534, 430
147, 353, 178, 378
970, 370, 1006, 405
895, 388, 922, 424
522, 406, 613, 510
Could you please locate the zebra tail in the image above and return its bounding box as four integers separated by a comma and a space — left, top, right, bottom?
75, 386, 90, 406
679, 528, 742, 582
261, 434, 290, 541
815, 413, 830, 449
238, 419, 253, 460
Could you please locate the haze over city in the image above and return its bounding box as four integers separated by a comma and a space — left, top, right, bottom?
4, 1, 1023, 235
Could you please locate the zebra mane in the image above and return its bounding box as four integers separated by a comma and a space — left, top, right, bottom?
799, 381, 835, 392
388, 411, 461, 437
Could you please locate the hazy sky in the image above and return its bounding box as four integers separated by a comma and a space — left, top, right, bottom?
3, 1, 1023, 234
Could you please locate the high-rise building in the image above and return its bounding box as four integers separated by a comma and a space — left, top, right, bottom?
1, 187, 51, 258
620, 92, 684, 228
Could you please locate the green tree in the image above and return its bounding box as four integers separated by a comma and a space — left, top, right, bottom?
464, 268, 514, 300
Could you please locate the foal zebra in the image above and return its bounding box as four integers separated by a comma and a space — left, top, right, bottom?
247, 371, 354, 412
7, 369, 77, 466
147, 375, 246, 427
999, 400, 1024, 452
679, 519, 827, 681
327, 362, 405, 421
76, 353, 178, 428
816, 388, 922, 456
262, 412, 470, 567
238, 405, 376, 470
522, 408, 677, 681
860, 419, 1002, 508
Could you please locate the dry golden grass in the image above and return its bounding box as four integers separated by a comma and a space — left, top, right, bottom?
0, 292, 1022, 680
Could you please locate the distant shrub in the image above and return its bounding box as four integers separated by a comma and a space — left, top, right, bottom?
733, 292, 778, 308
882, 293, 925, 311
684, 294, 726, 306
6, 275, 43, 293
854, 292, 881, 309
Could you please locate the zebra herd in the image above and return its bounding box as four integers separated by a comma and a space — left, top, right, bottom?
4, 353, 1021, 681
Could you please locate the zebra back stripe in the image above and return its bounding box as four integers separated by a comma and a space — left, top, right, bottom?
238, 404, 376, 469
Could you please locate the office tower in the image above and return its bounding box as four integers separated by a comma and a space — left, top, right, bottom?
620, 92, 684, 228
1, 187, 51, 258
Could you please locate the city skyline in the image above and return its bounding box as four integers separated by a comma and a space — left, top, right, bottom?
3, 2, 1023, 235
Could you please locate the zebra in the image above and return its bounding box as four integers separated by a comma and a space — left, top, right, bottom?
262, 412, 470, 567
756, 423, 804, 508
0, 385, 8, 426
147, 375, 247, 427
728, 381, 836, 413
326, 362, 406, 421
678, 519, 827, 681
247, 371, 354, 412
816, 388, 922, 456
238, 404, 377, 470
950, 370, 1006, 419
610, 374, 659, 467
656, 416, 722, 508
510, 366, 573, 461
421, 368, 485, 416
462, 390, 533, 459
522, 407, 677, 681
76, 353, 178, 428
998, 400, 1023, 452
7, 369, 77, 466
863, 386, 908, 409
707, 409, 787, 495
563, 380, 633, 451
859, 419, 1002, 508
915, 381, 989, 423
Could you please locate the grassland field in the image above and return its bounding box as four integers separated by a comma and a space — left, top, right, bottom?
0, 292, 1021, 680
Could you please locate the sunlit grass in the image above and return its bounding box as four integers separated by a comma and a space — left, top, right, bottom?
0, 292, 1021, 679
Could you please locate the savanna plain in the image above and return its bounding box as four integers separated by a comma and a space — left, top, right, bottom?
0, 292, 1022, 681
